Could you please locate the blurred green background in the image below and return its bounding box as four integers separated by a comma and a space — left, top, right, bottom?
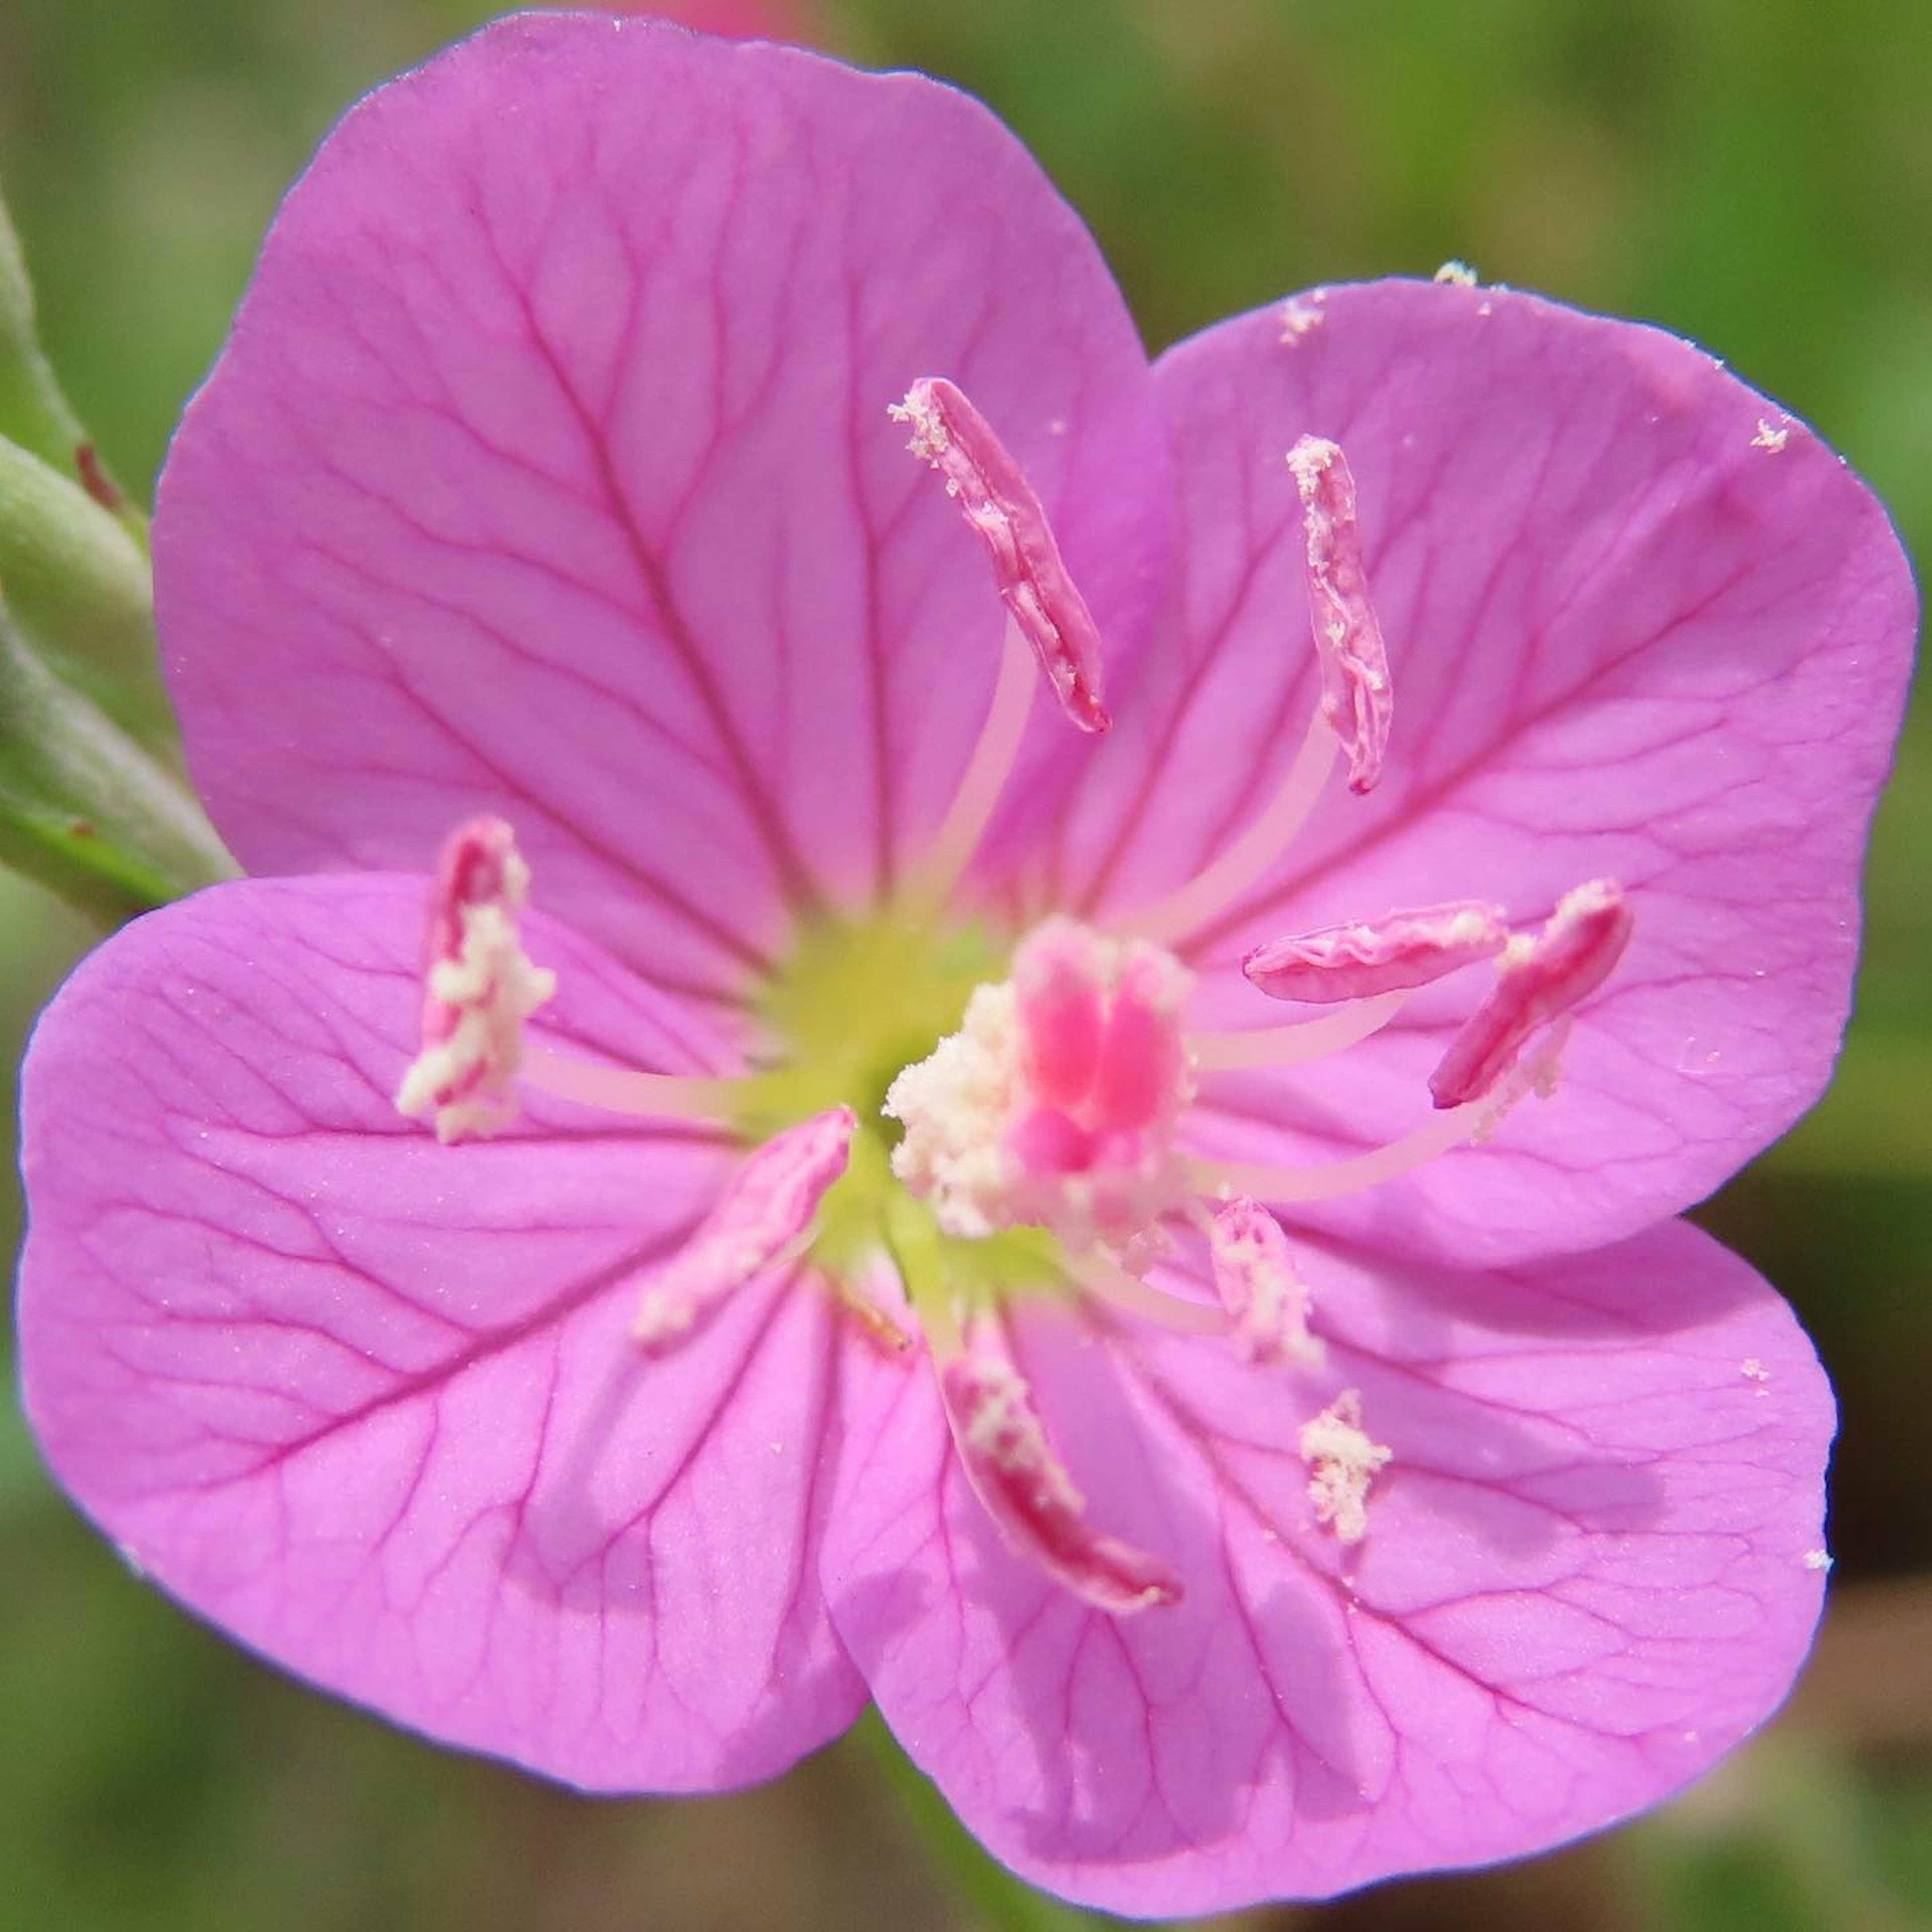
2, 2, 1926, 1927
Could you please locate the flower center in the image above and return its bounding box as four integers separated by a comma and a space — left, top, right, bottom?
882, 918, 1196, 1261
727, 902, 1069, 1310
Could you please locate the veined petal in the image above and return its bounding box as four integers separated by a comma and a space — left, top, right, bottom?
17, 876, 868, 1791
155, 16, 1167, 1002
823, 1219, 1833, 1913
1054, 278, 1913, 1266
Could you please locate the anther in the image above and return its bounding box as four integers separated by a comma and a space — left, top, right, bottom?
1286, 434, 1392, 794
1430, 879, 1633, 1108
632, 1107, 856, 1351
892, 376, 1109, 733
1208, 1199, 1324, 1365
1244, 900, 1508, 1004
1299, 1388, 1391, 1545
940, 1349, 1180, 1614
395, 817, 555, 1144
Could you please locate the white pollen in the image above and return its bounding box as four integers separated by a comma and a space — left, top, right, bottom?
1434, 259, 1479, 286
1803, 1548, 1833, 1571
395, 881, 555, 1145
1300, 1389, 1392, 1546
1752, 418, 1791, 453
890, 390, 949, 462
1740, 1357, 1770, 1382
1279, 296, 1326, 345
1286, 435, 1340, 496
883, 981, 1025, 1241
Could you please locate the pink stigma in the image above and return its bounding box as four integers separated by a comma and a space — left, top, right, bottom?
1430, 879, 1634, 1108
892, 375, 1110, 733
1244, 900, 1509, 1003
1287, 434, 1392, 794
940, 1349, 1181, 1614
885, 919, 1195, 1252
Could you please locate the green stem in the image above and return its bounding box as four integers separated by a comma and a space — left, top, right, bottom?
854, 1707, 1122, 1931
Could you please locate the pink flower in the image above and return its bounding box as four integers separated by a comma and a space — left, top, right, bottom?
16, 16, 1914, 1915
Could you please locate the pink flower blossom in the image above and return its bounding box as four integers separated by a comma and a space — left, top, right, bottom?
16, 16, 1915, 1915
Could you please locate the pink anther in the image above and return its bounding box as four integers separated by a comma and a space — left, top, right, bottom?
893, 376, 1109, 732
633, 1106, 856, 1351
1244, 900, 1509, 1004
1286, 435, 1392, 793
396, 816, 554, 1143
940, 1351, 1180, 1615
1429, 880, 1634, 1108
1207, 1197, 1324, 1365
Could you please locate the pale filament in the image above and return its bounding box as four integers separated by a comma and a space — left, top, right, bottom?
909, 615, 1037, 911
1062, 1250, 1231, 1337
519, 1043, 750, 1122
1190, 988, 1409, 1073
1187, 1102, 1477, 1204
1124, 713, 1337, 947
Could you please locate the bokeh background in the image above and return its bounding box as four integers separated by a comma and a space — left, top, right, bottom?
2, 2, 1926, 1927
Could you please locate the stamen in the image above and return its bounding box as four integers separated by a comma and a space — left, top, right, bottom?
1287, 434, 1393, 795
1243, 900, 1508, 1003
891, 376, 1109, 734
519, 1045, 752, 1124
1299, 1388, 1391, 1545
1186, 1102, 1476, 1204
1125, 713, 1337, 946
632, 1106, 856, 1352
396, 817, 555, 1144
1191, 988, 1408, 1073
939, 1349, 1181, 1614
1207, 1199, 1324, 1365
912, 616, 1037, 909
1062, 1249, 1230, 1337
1430, 879, 1633, 1108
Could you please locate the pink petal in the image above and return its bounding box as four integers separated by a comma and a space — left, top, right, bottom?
823, 1218, 1832, 1912
18, 876, 870, 1790
1054, 278, 1913, 1265
155, 16, 1165, 1003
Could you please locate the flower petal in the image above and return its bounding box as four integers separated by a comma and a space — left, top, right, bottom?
823, 1219, 1831, 1913
155, 16, 1164, 1003
18, 876, 868, 1790
1054, 278, 1913, 1265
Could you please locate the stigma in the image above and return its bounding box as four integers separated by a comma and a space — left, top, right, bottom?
882, 919, 1196, 1257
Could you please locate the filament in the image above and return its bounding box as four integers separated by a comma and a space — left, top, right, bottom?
1190, 989, 1409, 1072
1125, 713, 1336, 947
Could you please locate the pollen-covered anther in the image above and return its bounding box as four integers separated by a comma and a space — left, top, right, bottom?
1208, 1199, 1324, 1365
395, 816, 556, 1144
890, 375, 1109, 732
1299, 1388, 1391, 1546
632, 1107, 856, 1353
1286, 434, 1393, 794
1430, 878, 1634, 1109
1244, 899, 1509, 1004
884, 919, 1196, 1253
941, 1350, 1180, 1614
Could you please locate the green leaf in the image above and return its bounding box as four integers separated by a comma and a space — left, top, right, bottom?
0, 178, 142, 539
0, 589, 231, 922
0, 431, 173, 752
